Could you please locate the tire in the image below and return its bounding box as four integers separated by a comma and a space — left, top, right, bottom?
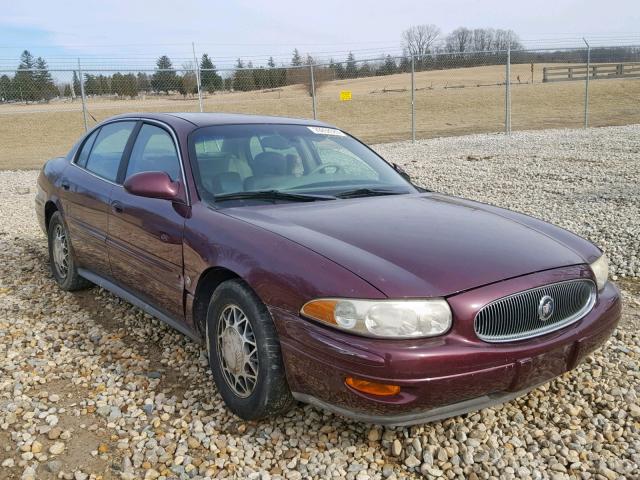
47, 211, 91, 291
206, 279, 294, 420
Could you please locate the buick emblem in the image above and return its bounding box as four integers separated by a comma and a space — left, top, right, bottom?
538, 295, 555, 321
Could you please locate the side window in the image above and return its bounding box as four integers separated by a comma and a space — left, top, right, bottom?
126, 124, 181, 181
75, 129, 100, 167
85, 121, 136, 182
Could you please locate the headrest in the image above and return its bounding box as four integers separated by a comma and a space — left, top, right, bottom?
211, 172, 243, 194
260, 135, 291, 150
250, 152, 288, 176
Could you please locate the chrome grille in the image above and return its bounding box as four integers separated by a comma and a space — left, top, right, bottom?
474, 280, 596, 343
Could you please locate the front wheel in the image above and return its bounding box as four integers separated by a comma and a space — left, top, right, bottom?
47, 211, 91, 291
206, 279, 294, 420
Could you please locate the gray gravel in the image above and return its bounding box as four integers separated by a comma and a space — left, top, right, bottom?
1, 125, 639, 480
376, 124, 640, 279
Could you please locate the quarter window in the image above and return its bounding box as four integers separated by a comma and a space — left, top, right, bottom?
85, 121, 136, 182
126, 124, 181, 181
76, 129, 99, 168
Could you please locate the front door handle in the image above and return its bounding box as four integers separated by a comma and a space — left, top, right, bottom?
111, 201, 123, 214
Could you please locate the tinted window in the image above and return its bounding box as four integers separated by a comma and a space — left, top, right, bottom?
126, 124, 181, 181
85, 121, 136, 182
76, 129, 99, 168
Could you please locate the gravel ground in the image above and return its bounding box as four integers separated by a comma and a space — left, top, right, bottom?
1, 125, 639, 480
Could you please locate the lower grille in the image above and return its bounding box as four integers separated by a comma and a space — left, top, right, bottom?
474, 279, 596, 343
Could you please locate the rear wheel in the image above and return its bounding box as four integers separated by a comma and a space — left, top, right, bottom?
47, 211, 91, 291
206, 279, 294, 420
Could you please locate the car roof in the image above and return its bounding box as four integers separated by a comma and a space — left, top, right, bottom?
108, 112, 336, 129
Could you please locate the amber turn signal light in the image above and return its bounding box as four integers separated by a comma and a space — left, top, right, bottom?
345, 376, 401, 396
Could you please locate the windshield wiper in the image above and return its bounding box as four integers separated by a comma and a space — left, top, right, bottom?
214, 190, 336, 203
335, 187, 406, 199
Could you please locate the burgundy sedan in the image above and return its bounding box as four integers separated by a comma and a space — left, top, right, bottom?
36, 113, 621, 425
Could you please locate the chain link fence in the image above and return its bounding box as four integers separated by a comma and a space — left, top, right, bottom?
1, 46, 639, 169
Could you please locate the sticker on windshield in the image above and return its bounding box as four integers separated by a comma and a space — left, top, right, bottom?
307, 126, 346, 136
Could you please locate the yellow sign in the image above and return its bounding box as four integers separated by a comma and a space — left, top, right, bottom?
339, 90, 352, 101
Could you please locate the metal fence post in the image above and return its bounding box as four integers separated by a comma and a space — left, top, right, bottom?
310, 63, 317, 119
78, 59, 88, 132
192, 42, 203, 113
583, 38, 590, 128
505, 46, 511, 134
411, 55, 416, 143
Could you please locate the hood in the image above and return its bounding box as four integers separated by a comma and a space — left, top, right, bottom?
222, 193, 595, 297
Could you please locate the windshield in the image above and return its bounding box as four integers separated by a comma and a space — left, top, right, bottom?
189, 124, 415, 203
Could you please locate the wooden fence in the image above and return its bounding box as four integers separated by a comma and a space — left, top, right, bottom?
543, 62, 640, 82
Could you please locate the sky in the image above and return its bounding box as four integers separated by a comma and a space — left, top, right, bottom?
1, 0, 639, 69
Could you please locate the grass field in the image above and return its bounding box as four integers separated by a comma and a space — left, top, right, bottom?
1, 63, 639, 170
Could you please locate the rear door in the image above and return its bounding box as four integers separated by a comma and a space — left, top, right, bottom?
61, 121, 137, 278
106, 121, 188, 321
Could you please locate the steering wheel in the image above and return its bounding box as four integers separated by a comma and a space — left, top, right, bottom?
308, 163, 344, 175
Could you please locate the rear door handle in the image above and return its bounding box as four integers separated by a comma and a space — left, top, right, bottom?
61, 182, 70, 191
111, 201, 123, 214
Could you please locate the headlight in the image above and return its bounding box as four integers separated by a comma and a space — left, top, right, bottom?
590, 254, 609, 291
301, 298, 452, 338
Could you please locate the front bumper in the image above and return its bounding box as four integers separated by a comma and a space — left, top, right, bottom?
273, 266, 622, 425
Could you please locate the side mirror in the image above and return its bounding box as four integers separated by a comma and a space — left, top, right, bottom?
123, 171, 180, 200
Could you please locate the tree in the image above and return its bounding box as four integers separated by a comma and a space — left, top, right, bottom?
380, 55, 397, 75
291, 48, 302, 66
63, 84, 72, 98
136, 72, 151, 93
72, 71, 80, 98
267, 56, 276, 68
0, 74, 12, 101
358, 61, 372, 77
179, 63, 198, 97
445, 27, 474, 53
345, 52, 358, 78
233, 59, 255, 91
84, 74, 99, 95
34, 56, 57, 101
151, 55, 177, 94
200, 53, 222, 93
14, 50, 36, 102
402, 24, 441, 66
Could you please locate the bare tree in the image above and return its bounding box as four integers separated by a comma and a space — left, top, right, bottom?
402, 24, 441, 64
445, 27, 473, 53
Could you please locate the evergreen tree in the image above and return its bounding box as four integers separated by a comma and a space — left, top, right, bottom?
63, 84, 72, 97
233, 59, 255, 91
291, 48, 302, 66
72, 71, 81, 97
34, 57, 57, 101
0, 74, 12, 101
136, 72, 151, 93
345, 52, 358, 78
84, 74, 99, 96
151, 55, 177, 94
14, 50, 36, 101
358, 61, 372, 77
97, 74, 110, 95
267, 56, 276, 68
200, 54, 222, 93
382, 55, 397, 75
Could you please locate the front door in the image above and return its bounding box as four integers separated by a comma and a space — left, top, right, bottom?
106, 122, 188, 321
61, 121, 137, 279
